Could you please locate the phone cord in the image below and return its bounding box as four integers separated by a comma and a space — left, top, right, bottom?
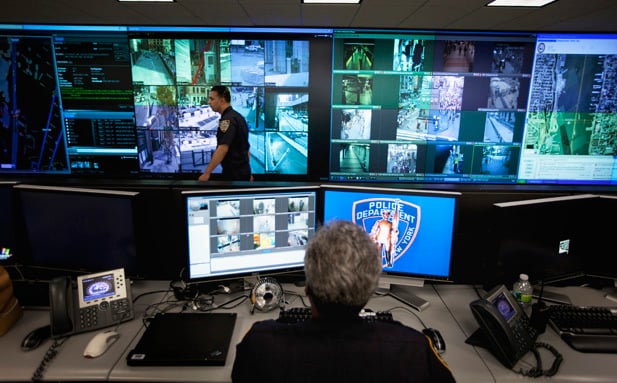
31, 337, 66, 382
518, 342, 563, 378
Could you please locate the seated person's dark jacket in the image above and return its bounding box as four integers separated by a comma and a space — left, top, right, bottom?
231, 315, 456, 383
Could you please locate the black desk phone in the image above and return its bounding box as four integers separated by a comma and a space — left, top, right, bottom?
468, 284, 538, 368
49, 268, 134, 338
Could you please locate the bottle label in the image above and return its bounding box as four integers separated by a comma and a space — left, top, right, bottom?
520, 294, 532, 304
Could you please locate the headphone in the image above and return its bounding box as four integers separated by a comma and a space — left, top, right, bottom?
250, 277, 284, 313
518, 342, 563, 378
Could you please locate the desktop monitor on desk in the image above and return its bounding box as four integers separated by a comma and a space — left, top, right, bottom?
181, 186, 319, 291
320, 184, 460, 310
490, 194, 617, 295
0, 181, 18, 266
585, 195, 617, 284
14, 184, 142, 280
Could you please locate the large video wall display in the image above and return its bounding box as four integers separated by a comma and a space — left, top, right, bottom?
1, 25, 616, 186
0, 25, 333, 179
329, 30, 537, 184
330, 31, 617, 186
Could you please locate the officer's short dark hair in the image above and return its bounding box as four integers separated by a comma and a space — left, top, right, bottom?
211, 85, 231, 102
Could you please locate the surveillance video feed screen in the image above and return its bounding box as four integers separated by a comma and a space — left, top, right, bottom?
329, 30, 537, 184
185, 187, 317, 281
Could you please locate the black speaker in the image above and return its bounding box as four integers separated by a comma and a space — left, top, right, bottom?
170, 280, 198, 301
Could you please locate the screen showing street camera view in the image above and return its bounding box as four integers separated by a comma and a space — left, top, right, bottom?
130, 30, 331, 178
329, 30, 536, 184
0, 24, 332, 179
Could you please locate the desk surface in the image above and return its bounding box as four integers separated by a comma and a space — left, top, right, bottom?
1, 281, 616, 382
110, 282, 493, 383
436, 284, 617, 383
1, 280, 170, 382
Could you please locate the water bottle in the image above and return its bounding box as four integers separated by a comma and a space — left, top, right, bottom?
512, 273, 533, 310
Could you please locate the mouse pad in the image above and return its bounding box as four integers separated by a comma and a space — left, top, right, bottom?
127, 312, 237, 366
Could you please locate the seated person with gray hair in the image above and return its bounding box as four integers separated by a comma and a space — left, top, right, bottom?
232, 220, 455, 383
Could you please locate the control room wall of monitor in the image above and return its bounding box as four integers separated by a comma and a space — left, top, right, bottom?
0, 24, 616, 187
1, 23, 616, 287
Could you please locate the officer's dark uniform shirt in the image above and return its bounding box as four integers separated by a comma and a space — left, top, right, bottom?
216, 106, 251, 180
231, 317, 456, 383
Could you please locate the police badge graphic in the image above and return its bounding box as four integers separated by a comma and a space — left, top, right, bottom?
353, 198, 420, 268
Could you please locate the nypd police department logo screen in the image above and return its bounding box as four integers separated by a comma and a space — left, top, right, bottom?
323, 188, 455, 279
352, 198, 420, 268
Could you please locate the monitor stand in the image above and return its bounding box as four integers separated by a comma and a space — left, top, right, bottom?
533, 273, 617, 304
377, 278, 430, 311
532, 285, 572, 305
194, 278, 246, 295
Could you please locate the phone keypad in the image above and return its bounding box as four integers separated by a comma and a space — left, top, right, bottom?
111, 298, 132, 322
78, 306, 99, 330
77, 298, 133, 331
512, 316, 538, 357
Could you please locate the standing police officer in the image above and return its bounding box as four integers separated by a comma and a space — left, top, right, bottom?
198, 86, 252, 181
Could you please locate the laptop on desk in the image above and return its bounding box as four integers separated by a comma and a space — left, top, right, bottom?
127, 312, 237, 366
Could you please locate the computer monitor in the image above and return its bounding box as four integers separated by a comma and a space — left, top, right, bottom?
320, 184, 460, 310
182, 185, 319, 289
517, 33, 617, 186
489, 193, 615, 292
128, 27, 333, 180
0, 24, 333, 181
14, 184, 141, 279
0, 181, 18, 265
328, 29, 537, 185
585, 195, 617, 283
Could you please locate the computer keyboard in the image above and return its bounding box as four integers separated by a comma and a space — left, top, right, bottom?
277, 307, 394, 323
547, 304, 617, 353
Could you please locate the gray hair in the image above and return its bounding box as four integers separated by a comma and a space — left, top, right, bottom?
304, 220, 382, 308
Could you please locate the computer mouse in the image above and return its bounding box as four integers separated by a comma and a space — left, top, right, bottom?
21, 324, 51, 351
83, 330, 120, 359
422, 327, 446, 354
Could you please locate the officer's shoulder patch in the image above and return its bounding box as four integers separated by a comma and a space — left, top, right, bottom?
219, 119, 230, 133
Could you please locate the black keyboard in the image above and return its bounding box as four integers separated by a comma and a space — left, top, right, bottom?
547, 304, 617, 353
277, 307, 394, 323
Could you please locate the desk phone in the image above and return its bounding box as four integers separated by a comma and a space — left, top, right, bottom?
49, 268, 134, 338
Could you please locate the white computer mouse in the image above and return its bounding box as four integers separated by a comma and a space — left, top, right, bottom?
83, 330, 120, 359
